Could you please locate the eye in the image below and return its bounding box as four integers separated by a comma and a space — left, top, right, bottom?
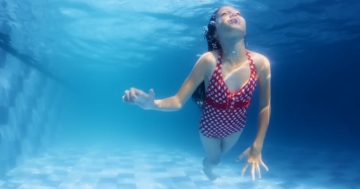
221, 12, 227, 16
237, 12, 242, 16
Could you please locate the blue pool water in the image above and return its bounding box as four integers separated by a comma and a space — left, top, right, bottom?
0, 0, 359, 189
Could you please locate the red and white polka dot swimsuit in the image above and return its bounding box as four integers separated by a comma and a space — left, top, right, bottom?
199, 51, 257, 138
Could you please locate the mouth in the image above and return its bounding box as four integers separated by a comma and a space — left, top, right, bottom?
229, 17, 240, 24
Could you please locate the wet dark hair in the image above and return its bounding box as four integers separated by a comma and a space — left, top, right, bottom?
191, 8, 222, 109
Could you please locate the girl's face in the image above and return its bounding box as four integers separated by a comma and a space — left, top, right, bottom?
214, 6, 246, 39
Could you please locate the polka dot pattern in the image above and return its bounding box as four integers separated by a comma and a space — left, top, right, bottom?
199, 51, 257, 138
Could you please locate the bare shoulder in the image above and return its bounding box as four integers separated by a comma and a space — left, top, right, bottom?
199, 50, 218, 65
196, 50, 218, 73
246, 50, 270, 73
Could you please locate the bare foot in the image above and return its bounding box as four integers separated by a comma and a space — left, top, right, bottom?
202, 158, 220, 181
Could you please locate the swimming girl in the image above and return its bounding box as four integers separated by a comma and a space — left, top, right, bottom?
122, 6, 271, 181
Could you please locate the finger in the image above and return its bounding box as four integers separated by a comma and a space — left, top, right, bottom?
236, 154, 244, 162
251, 162, 255, 180
237, 148, 249, 162
260, 160, 269, 171
125, 90, 134, 103
241, 163, 249, 177
148, 89, 155, 99
124, 90, 130, 102
129, 88, 137, 100
135, 88, 145, 95
256, 162, 261, 178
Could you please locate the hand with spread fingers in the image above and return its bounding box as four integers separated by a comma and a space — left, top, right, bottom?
236, 145, 268, 180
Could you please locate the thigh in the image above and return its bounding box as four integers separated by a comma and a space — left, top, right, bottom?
221, 130, 243, 154
199, 132, 221, 159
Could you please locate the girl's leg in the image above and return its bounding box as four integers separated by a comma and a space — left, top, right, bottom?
199, 132, 221, 180
221, 130, 243, 154
199, 130, 243, 180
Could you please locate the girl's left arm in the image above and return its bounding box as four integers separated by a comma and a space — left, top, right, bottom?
253, 55, 271, 150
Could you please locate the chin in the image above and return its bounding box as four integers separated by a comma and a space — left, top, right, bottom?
225, 26, 245, 36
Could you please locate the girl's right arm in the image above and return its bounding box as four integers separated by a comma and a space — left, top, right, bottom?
123, 52, 214, 111
152, 52, 213, 111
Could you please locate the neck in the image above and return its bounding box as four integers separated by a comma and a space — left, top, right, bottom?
218, 36, 247, 65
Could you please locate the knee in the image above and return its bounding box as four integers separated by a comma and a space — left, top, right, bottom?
208, 157, 220, 165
